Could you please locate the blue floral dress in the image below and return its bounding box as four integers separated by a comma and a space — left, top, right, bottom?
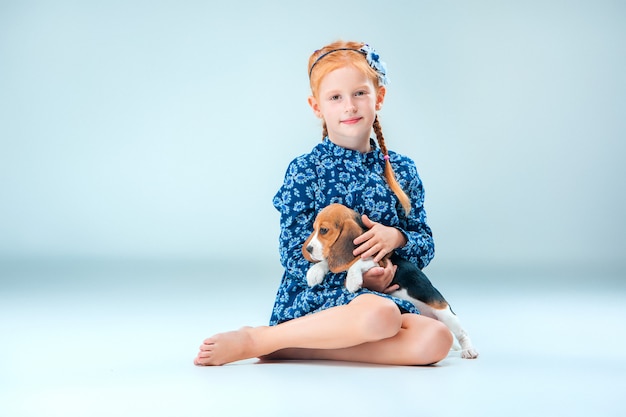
270, 138, 435, 325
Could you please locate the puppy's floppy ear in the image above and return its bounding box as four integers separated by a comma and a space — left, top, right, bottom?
327, 217, 364, 273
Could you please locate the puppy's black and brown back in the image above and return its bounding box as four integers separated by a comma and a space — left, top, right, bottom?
389, 253, 452, 313
388, 253, 478, 358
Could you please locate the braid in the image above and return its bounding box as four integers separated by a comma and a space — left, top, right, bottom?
373, 116, 411, 215
322, 122, 328, 140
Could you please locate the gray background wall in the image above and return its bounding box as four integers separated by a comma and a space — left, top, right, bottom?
1, 0, 624, 271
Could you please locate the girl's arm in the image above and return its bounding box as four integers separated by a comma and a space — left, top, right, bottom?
273, 156, 318, 281
359, 154, 435, 270
394, 166, 435, 269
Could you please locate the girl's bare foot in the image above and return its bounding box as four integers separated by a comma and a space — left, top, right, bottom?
194, 327, 261, 366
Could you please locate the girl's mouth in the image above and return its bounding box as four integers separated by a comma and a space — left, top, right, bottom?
341, 117, 362, 125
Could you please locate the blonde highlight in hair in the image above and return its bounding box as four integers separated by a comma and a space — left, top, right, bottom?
308, 41, 412, 215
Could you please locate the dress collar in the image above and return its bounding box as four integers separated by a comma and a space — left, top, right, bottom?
320, 137, 382, 162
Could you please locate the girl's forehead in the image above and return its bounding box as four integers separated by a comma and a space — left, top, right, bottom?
318, 66, 374, 91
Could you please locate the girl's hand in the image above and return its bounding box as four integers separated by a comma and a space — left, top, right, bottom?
353, 215, 407, 262
362, 258, 399, 294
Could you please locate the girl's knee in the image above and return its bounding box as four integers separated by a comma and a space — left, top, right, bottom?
351, 294, 402, 341
405, 316, 454, 365
424, 320, 454, 363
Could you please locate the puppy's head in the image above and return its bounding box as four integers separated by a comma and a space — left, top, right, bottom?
302, 204, 365, 273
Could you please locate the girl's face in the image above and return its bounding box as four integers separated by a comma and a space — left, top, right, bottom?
308, 65, 385, 152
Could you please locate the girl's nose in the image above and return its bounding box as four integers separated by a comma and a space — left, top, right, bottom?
345, 98, 357, 112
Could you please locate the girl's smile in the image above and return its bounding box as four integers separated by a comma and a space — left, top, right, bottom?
341, 117, 363, 125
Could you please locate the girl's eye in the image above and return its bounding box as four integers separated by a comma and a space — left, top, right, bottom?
355, 91, 366, 96
330, 95, 341, 101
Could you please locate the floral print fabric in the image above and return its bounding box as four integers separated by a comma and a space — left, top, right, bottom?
270, 138, 435, 325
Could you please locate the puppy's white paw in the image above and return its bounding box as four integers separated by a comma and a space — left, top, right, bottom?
306, 262, 328, 287
306, 268, 324, 287
461, 348, 479, 359
345, 269, 363, 293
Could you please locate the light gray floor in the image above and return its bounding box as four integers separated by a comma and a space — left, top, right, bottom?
1, 260, 625, 417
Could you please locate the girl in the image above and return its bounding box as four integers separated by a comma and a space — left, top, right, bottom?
194, 41, 453, 366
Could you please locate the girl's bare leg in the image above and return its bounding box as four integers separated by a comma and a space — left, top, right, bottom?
194, 294, 452, 366
262, 313, 453, 365
194, 294, 400, 366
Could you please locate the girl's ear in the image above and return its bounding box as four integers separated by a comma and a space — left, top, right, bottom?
376, 86, 386, 111
308, 96, 323, 118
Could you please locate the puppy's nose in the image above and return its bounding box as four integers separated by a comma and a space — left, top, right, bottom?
306, 245, 313, 254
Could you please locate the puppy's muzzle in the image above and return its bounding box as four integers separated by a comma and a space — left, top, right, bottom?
306, 245, 321, 261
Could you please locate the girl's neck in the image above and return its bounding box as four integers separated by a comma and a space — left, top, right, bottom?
328, 134, 371, 153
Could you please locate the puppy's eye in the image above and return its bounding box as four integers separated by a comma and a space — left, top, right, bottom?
319, 227, 329, 235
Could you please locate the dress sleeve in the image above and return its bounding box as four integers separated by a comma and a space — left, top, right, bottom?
272, 154, 318, 282
392, 156, 435, 269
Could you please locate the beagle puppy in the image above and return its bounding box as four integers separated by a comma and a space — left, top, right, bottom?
302, 203, 478, 359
